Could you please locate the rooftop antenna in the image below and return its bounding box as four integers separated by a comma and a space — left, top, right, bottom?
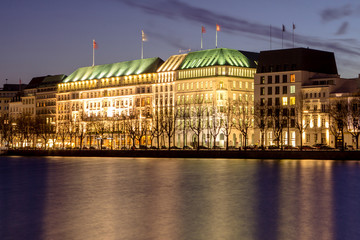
179, 49, 191, 54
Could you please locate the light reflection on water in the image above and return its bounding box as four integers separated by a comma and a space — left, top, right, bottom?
1, 157, 360, 240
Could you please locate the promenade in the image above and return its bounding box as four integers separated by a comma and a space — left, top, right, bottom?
3, 149, 360, 160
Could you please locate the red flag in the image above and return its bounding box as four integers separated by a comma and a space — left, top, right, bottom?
93, 40, 98, 49
216, 24, 220, 31
202, 26, 206, 33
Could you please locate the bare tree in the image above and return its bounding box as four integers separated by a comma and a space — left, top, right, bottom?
125, 113, 138, 149
94, 115, 108, 149
328, 99, 348, 150
162, 106, 178, 149
347, 97, 360, 149
253, 100, 269, 149
293, 93, 308, 150
34, 115, 55, 150
268, 104, 286, 148
150, 106, 163, 149
0, 115, 15, 148
15, 113, 33, 148
188, 95, 207, 150
206, 101, 222, 149
57, 122, 69, 149
233, 99, 253, 150
176, 102, 190, 148
221, 98, 235, 150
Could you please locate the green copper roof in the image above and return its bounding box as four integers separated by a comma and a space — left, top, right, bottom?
63, 57, 163, 83
179, 48, 258, 69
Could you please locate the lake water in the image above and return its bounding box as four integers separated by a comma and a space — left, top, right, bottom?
1, 156, 360, 240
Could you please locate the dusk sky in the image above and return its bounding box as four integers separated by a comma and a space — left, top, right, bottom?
2, 0, 360, 84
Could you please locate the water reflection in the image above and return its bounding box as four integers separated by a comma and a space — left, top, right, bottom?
1, 157, 360, 240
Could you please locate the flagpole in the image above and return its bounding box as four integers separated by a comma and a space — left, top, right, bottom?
201, 31, 203, 50
292, 23, 295, 48
281, 25, 284, 49
92, 39, 95, 67
270, 25, 272, 50
216, 29, 218, 48
141, 38, 144, 59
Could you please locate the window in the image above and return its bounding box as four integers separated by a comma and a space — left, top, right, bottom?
260, 98, 265, 106
282, 97, 288, 105
283, 86, 287, 94
290, 97, 296, 105
268, 87, 272, 95
268, 76, 272, 84
314, 105, 318, 111
260, 87, 265, 95
290, 74, 295, 82
275, 86, 280, 94
283, 75, 287, 83
268, 98, 272, 106
290, 108, 295, 116
275, 75, 280, 83
290, 85, 295, 94
306, 134, 310, 143
260, 76, 265, 84
321, 104, 326, 112
275, 98, 280, 106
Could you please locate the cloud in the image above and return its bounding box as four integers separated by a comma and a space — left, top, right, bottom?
146, 31, 190, 50
335, 22, 349, 35
320, 4, 353, 22
118, 0, 360, 57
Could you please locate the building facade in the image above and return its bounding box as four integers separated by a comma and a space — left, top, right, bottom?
56, 48, 258, 149
254, 48, 360, 148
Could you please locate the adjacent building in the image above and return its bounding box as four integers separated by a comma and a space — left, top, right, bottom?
254, 48, 360, 148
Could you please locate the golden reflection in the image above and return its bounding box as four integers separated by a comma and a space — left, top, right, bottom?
278, 160, 334, 240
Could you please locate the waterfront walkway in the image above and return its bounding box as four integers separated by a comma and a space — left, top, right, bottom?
3, 149, 360, 160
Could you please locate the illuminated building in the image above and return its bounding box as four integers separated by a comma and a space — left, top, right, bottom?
254, 48, 360, 148
165, 48, 258, 148
57, 48, 258, 149
57, 57, 164, 148
0, 84, 24, 119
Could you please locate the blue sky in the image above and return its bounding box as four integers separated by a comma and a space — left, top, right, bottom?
1, 0, 360, 84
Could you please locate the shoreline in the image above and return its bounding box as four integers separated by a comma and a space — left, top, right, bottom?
2, 149, 360, 160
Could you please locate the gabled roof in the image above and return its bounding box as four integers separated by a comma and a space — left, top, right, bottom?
179, 48, 258, 70
63, 57, 164, 83
25, 76, 47, 89
38, 74, 66, 88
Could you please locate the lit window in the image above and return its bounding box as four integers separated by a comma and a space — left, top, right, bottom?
233, 94, 236, 101
290, 74, 295, 83
290, 85, 295, 93
290, 97, 296, 105
282, 97, 288, 105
